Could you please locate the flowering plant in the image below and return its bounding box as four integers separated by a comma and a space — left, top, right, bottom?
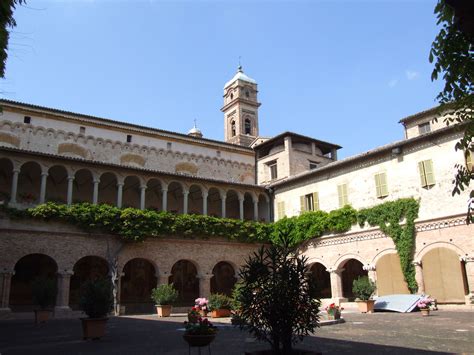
184, 308, 217, 335
195, 297, 209, 312
417, 297, 435, 310
325, 303, 343, 317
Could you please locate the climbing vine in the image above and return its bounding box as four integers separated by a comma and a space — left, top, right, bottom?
2, 198, 419, 292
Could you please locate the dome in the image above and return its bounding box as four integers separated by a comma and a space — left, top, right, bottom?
224, 66, 257, 88
188, 122, 203, 138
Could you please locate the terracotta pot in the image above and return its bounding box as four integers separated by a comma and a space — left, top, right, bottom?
34, 310, 52, 324
183, 333, 216, 347
420, 308, 430, 317
356, 300, 375, 313
155, 305, 172, 317
211, 308, 231, 318
199, 310, 208, 317
81, 317, 108, 340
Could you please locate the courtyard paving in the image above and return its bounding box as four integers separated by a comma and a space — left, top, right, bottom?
0, 310, 473, 354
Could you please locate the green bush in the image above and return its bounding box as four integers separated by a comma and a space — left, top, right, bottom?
79, 278, 113, 318
208, 293, 232, 311
151, 284, 178, 305
352, 276, 376, 301
32, 277, 57, 309
231, 281, 243, 311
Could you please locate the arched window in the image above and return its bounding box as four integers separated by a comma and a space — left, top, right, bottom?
244, 118, 251, 135
231, 120, 236, 137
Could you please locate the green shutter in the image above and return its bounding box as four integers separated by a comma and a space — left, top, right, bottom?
312, 192, 319, 211
338, 184, 348, 207
375, 173, 388, 198
424, 160, 435, 186
418, 161, 427, 187
300, 195, 305, 213
281, 201, 285, 218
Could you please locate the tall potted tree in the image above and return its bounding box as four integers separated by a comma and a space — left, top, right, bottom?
32, 276, 57, 324
233, 235, 320, 355
79, 278, 113, 340
352, 276, 376, 313
151, 284, 178, 317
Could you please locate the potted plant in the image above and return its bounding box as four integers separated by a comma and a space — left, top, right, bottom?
151, 284, 178, 317
79, 278, 113, 340
183, 309, 218, 348
352, 276, 376, 313
231, 281, 243, 315
208, 293, 232, 318
416, 297, 435, 316
194, 297, 209, 316
233, 234, 320, 355
325, 303, 343, 320
32, 277, 57, 324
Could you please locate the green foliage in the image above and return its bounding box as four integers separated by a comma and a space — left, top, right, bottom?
150, 284, 178, 305
79, 278, 113, 318
208, 293, 233, 311
233, 236, 320, 354
357, 198, 419, 293
352, 276, 376, 301
0, 0, 24, 78
231, 281, 244, 311
430, 1, 473, 222
32, 277, 57, 309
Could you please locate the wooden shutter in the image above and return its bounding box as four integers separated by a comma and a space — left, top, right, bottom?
277, 201, 286, 220
375, 173, 388, 198
466, 150, 473, 172
300, 196, 305, 214
418, 161, 427, 187
424, 160, 435, 186
312, 192, 319, 211
338, 184, 347, 207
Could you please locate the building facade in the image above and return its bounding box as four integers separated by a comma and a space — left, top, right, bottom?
0, 67, 473, 318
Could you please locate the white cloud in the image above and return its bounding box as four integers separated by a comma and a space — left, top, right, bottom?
388, 79, 398, 88
405, 70, 419, 80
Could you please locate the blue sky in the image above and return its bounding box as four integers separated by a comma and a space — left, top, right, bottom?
3, 0, 442, 158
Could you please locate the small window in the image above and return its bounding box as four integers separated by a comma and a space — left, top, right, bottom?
418, 122, 431, 135
245, 91, 250, 98
268, 161, 278, 180
300, 192, 319, 213
167, 142, 172, 150
374, 172, 389, 198
216, 150, 221, 157
309, 161, 318, 170
231, 120, 236, 137
126, 134, 132, 143
418, 159, 435, 188
337, 183, 349, 207
244, 118, 251, 135
24, 116, 31, 124
230, 93, 234, 100
79, 126, 86, 134
277, 201, 286, 220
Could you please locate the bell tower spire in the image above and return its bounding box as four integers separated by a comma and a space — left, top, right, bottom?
221, 66, 260, 147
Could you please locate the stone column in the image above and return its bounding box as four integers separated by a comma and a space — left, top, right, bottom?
202, 190, 208, 216
198, 274, 212, 299
238, 196, 244, 221
220, 194, 226, 218
162, 188, 168, 212
413, 261, 425, 295
183, 189, 189, 214
92, 178, 100, 204
139, 185, 147, 210
39, 172, 48, 204
253, 198, 259, 221
0, 269, 14, 314
66, 176, 74, 205
462, 256, 474, 304
116, 182, 124, 208
54, 270, 73, 318
327, 267, 346, 305
9, 169, 20, 204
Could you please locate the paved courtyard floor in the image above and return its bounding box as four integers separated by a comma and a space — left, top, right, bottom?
0, 310, 473, 354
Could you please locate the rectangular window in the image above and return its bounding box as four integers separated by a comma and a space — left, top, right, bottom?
418, 159, 436, 188
23, 116, 31, 124
277, 201, 286, 220
418, 122, 431, 135
79, 126, 86, 134
126, 134, 132, 143
268, 161, 278, 180
167, 142, 172, 150
374, 172, 388, 198
309, 161, 318, 170
300, 192, 320, 213
337, 183, 348, 207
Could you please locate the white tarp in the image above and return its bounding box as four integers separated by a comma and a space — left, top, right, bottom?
374, 294, 423, 312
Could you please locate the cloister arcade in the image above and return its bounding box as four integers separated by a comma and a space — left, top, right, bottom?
0, 155, 270, 222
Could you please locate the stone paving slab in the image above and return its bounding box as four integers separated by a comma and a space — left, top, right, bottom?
0, 310, 472, 354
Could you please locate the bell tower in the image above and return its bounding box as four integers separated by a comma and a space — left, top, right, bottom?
221, 66, 261, 146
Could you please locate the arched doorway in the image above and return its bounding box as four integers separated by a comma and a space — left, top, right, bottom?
69, 256, 109, 310
120, 258, 157, 314
169, 260, 199, 306
98, 172, 117, 206
422, 248, 467, 303
0, 158, 13, 203
226, 190, 239, 219
375, 253, 409, 296
243, 192, 253, 221
17, 161, 41, 205
167, 182, 184, 214
9, 254, 58, 312
207, 187, 222, 217
73, 169, 94, 203
211, 262, 236, 296
188, 184, 203, 215
46, 165, 68, 203
341, 259, 367, 299
310, 263, 331, 299
145, 178, 162, 210
122, 176, 140, 209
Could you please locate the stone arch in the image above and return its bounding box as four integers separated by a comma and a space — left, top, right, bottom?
46, 165, 69, 203
69, 256, 109, 309
98, 172, 118, 205
17, 161, 42, 205
339, 258, 367, 300
309, 262, 331, 299
122, 175, 141, 209
421, 247, 467, 303
167, 181, 184, 214
374, 251, 409, 296
73, 169, 94, 203
145, 178, 163, 210
169, 259, 199, 306
0, 157, 13, 203
120, 258, 158, 314
258, 193, 269, 222
207, 187, 222, 217
9, 253, 58, 311
188, 184, 203, 215
243, 192, 254, 221
226, 189, 239, 219
415, 241, 466, 263
211, 261, 237, 296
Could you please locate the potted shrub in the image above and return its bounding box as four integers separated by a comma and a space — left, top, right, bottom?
79, 278, 113, 340
325, 303, 343, 320
416, 297, 435, 316
208, 293, 232, 318
183, 308, 218, 348
151, 284, 178, 317
352, 276, 376, 313
233, 235, 320, 355
32, 277, 57, 324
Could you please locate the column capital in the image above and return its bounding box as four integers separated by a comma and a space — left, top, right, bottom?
363, 264, 376, 271
41, 172, 49, 177
461, 256, 474, 263
67, 175, 75, 181
162, 187, 168, 193
12, 168, 20, 174
326, 267, 343, 274
202, 190, 209, 197
57, 270, 74, 277
93, 178, 100, 184
412, 260, 422, 267
140, 184, 147, 190
0, 268, 15, 276
117, 182, 124, 187
197, 273, 213, 280
183, 190, 189, 196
